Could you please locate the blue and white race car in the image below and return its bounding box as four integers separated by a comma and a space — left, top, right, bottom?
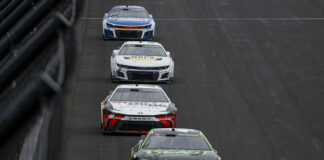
102, 5, 155, 40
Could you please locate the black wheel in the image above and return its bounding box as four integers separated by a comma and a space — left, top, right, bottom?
101, 123, 104, 134
102, 34, 109, 40
166, 77, 174, 84
111, 72, 119, 83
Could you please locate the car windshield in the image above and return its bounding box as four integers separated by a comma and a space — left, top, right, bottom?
119, 44, 167, 57
110, 88, 169, 102
110, 8, 149, 18
143, 134, 211, 150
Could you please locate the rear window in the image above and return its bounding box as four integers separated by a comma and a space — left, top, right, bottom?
143, 134, 211, 150
110, 88, 169, 102
119, 44, 166, 57
110, 8, 149, 18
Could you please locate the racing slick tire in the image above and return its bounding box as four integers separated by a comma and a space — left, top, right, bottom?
101, 123, 109, 135
102, 33, 109, 40
166, 77, 173, 84
149, 29, 156, 41
101, 123, 104, 134
110, 72, 119, 83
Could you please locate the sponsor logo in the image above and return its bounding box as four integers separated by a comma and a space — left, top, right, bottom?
146, 150, 208, 156
128, 116, 153, 121
131, 56, 155, 61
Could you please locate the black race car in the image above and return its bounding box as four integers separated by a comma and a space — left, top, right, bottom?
131, 128, 221, 160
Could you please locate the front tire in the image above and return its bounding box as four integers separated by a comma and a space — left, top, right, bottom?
101, 123, 105, 134
166, 77, 174, 84
102, 33, 110, 40
111, 73, 119, 83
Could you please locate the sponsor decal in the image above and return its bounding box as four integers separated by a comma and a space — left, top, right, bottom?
146, 150, 208, 157
108, 114, 115, 119
176, 129, 190, 133
178, 133, 199, 137
131, 56, 155, 61
128, 116, 153, 121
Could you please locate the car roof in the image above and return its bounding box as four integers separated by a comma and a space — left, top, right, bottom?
123, 41, 162, 46
152, 128, 201, 135
112, 5, 145, 9
116, 84, 162, 89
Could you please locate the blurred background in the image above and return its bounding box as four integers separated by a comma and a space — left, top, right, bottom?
0, 0, 84, 159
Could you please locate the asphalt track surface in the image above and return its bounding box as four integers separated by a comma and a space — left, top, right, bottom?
63, 0, 324, 160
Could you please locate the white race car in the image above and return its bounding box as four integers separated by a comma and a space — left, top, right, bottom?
100, 84, 177, 134
110, 41, 174, 83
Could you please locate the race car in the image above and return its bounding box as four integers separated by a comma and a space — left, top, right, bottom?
110, 41, 174, 83
102, 5, 155, 40
131, 128, 221, 160
100, 84, 177, 134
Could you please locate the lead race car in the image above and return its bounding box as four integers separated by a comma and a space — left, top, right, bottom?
100, 84, 177, 134
110, 41, 174, 83
131, 128, 221, 160
102, 5, 155, 40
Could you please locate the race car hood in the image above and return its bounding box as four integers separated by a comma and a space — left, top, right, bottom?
107, 17, 152, 26
116, 56, 171, 67
138, 149, 221, 160
110, 101, 170, 115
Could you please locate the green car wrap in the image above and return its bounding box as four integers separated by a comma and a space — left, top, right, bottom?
131, 128, 221, 160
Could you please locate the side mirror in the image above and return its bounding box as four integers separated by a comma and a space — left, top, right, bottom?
166, 51, 170, 57
109, 90, 113, 94
149, 14, 153, 19
104, 13, 109, 18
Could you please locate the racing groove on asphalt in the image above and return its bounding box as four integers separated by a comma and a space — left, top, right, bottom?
63, 0, 324, 160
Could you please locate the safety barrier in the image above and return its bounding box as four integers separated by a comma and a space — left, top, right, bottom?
0, 0, 83, 159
